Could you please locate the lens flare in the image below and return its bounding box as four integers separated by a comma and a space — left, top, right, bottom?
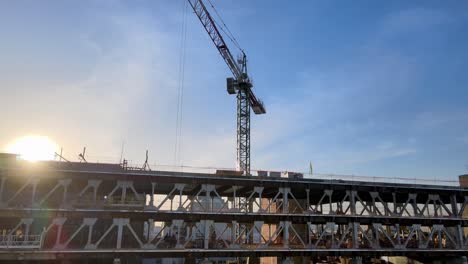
6, 135, 58, 161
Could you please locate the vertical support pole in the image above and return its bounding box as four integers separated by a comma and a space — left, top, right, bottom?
350, 191, 357, 215
456, 225, 465, 249
233, 186, 238, 210
203, 220, 212, 249
31, 179, 39, 206
53, 218, 67, 247
306, 189, 310, 211
281, 188, 289, 213
87, 222, 94, 246
231, 221, 238, 248
121, 184, 127, 204
205, 186, 211, 212
352, 222, 359, 249
173, 184, 186, 211
269, 224, 272, 243
370, 193, 377, 216
451, 194, 459, 217
372, 224, 380, 249
410, 194, 419, 216
173, 220, 184, 249
80, 218, 97, 248
395, 224, 401, 248
179, 188, 183, 209
22, 218, 33, 242
62, 184, 69, 206
150, 182, 156, 207
189, 195, 194, 212
116, 219, 124, 249
93, 182, 98, 203
283, 222, 289, 248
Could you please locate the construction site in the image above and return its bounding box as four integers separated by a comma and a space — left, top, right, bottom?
0, 154, 467, 264
1, 0, 468, 264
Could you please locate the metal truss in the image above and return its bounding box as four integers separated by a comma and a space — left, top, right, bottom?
1, 176, 467, 219
0, 167, 467, 260
0, 217, 467, 252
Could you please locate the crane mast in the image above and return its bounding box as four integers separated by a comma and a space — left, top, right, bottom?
187, 0, 265, 175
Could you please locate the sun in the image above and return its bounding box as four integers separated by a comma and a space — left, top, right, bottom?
6, 136, 58, 161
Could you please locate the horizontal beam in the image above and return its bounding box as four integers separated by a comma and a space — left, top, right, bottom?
1, 208, 466, 226
0, 249, 466, 260
3, 165, 466, 196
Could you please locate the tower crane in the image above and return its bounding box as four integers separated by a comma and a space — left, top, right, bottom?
187, 0, 266, 175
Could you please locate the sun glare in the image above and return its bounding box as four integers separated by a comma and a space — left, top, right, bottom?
6, 136, 58, 161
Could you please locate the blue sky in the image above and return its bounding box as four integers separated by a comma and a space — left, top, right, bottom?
1, 0, 468, 181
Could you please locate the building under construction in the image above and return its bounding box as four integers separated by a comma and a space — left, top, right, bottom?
0, 153, 467, 264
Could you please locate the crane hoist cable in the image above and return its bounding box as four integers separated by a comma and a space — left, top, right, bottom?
174, 0, 189, 166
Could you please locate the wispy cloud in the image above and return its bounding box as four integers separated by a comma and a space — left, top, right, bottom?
1, 1, 467, 181
382, 7, 452, 34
